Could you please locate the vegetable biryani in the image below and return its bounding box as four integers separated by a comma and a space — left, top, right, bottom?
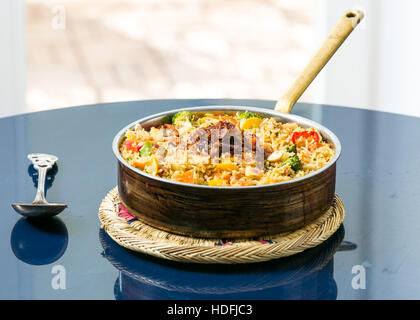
119, 110, 335, 186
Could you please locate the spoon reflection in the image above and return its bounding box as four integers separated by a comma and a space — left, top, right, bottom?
11, 217, 68, 265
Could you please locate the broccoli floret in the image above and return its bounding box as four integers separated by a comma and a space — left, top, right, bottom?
172, 111, 192, 126
238, 111, 263, 120
282, 154, 302, 171
286, 144, 297, 153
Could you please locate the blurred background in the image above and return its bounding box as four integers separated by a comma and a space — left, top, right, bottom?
1, 0, 419, 118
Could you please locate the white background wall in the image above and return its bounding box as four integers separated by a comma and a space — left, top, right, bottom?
1, 1, 420, 118
318, 0, 420, 117
0, 0, 26, 118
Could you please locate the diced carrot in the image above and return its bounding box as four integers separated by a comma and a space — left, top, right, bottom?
164, 124, 177, 130
132, 161, 147, 169
308, 143, 322, 151
174, 171, 194, 184
220, 115, 237, 123
222, 174, 232, 181
134, 161, 146, 169
214, 172, 231, 180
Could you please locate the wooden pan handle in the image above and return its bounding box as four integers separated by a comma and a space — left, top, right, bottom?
274, 9, 364, 114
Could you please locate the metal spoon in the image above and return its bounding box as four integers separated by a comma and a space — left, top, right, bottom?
11, 154, 67, 218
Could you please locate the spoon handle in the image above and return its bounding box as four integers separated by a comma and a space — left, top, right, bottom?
275, 9, 364, 114
33, 166, 48, 204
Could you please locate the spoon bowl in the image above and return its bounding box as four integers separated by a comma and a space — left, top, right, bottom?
11, 203, 67, 218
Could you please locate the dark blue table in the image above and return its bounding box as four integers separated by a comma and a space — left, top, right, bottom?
1, 99, 419, 300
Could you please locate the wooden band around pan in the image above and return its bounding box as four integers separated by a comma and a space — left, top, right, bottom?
117, 161, 336, 239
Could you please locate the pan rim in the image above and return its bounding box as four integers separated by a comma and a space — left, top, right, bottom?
112, 105, 341, 190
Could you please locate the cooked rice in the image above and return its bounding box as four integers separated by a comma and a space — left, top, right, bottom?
119, 111, 335, 187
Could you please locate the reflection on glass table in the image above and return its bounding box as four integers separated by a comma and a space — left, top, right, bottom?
10, 163, 68, 265
28, 163, 58, 197
10, 217, 68, 266
100, 225, 353, 300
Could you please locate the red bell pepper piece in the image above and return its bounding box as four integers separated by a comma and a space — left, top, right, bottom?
292, 131, 320, 144
124, 140, 139, 152
124, 140, 146, 152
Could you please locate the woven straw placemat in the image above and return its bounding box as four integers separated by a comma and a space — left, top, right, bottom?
99, 187, 345, 264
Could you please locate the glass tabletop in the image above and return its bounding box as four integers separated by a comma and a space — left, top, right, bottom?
1, 99, 418, 300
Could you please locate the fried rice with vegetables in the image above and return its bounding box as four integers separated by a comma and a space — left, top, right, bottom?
119, 110, 335, 187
